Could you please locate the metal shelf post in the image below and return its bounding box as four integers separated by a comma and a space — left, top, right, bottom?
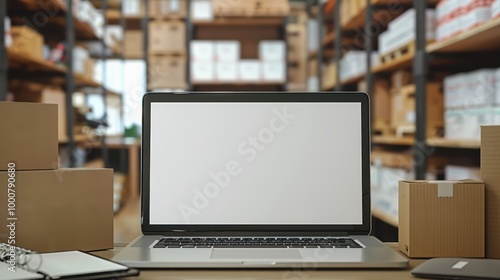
100, 0, 108, 167
143, 0, 149, 91
413, 0, 429, 179
65, 0, 76, 167
334, 0, 342, 91
316, 0, 323, 89
364, 0, 373, 95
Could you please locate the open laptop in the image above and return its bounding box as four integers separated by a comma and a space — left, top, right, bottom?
113, 92, 408, 268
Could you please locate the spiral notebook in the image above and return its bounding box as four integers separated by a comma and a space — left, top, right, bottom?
0, 243, 139, 280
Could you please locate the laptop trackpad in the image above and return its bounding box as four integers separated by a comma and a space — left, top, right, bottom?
211, 249, 302, 260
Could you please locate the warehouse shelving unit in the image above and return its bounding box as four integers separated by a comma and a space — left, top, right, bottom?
3, 0, 124, 167
312, 0, 500, 235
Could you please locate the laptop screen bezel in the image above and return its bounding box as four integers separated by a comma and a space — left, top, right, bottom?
141, 92, 371, 236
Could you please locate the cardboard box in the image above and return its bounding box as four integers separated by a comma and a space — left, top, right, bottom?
123, 0, 142, 15
322, 62, 337, 90
259, 40, 286, 61
290, 64, 307, 85
148, 0, 187, 18
399, 180, 485, 258
445, 108, 498, 140
11, 83, 67, 142
215, 41, 240, 62
372, 79, 391, 125
481, 125, 500, 258
0, 102, 58, 171
213, 0, 288, 17
391, 70, 413, 90
190, 40, 215, 61
9, 25, 44, 60
191, 0, 213, 21
84, 58, 95, 80
0, 168, 113, 252
124, 31, 143, 58
148, 21, 186, 54
191, 61, 215, 81
262, 61, 285, 81
216, 62, 238, 81
148, 56, 186, 89
239, 60, 261, 81
391, 83, 444, 138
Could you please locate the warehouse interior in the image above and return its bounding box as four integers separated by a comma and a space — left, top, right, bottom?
1, 0, 500, 244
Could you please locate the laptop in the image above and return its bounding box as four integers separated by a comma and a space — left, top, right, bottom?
113, 92, 408, 268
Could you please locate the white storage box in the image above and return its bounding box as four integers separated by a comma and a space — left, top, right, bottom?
191, 62, 214, 81
259, 41, 286, 61
262, 62, 285, 81
190, 40, 215, 61
215, 41, 240, 62
239, 60, 261, 81
216, 62, 238, 81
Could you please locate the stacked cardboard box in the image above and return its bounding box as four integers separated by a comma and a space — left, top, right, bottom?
190, 40, 286, 82
148, 19, 187, 90
444, 68, 500, 141
379, 9, 435, 55
148, 0, 187, 18
339, 0, 367, 27
436, 0, 495, 41
0, 102, 113, 253
287, 24, 307, 86
9, 25, 44, 60
339, 51, 378, 82
213, 0, 289, 17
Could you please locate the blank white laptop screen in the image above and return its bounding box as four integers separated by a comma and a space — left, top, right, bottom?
149, 102, 362, 225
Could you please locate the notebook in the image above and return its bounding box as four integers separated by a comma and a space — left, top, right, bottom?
0, 244, 139, 280
112, 92, 409, 268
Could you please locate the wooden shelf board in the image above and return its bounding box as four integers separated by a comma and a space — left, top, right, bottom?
372, 135, 415, 146
340, 73, 365, 86
427, 17, 500, 53
372, 208, 398, 227
371, 54, 413, 73
193, 17, 284, 27
426, 138, 480, 149
7, 49, 66, 73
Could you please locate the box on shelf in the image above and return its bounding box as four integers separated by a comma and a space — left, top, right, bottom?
216, 62, 238, 81
84, 58, 96, 80
213, 0, 289, 17
259, 40, 286, 61
445, 165, 481, 180
148, 56, 187, 89
445, 107, 500, 140
148, 0, 187, 18
11, 82, 67, 142
72, 46, 89, 75
239, 60, 261, 82
0, 102, 58, 171
309, 59, 318, 77
190, 0, 214, 21
493, 0, 500, 18
391, 83, 444, 138
4, 17, 12, 47
391, 70, 413, 90
458, 0, 493, 33
444, 69, 496, 109
322, 62, 337, 90
481, 125, 500, 258
123, 0, 143, 15
289, 64, 307, 85
0, 168, 113, 252
190, 40, 215, 62
191, 61, 215, 82
372, 79, 392, 128
215, 41, 240, 62
399, 180, 485, 258
287, 24, 306, 63
262, 61, 285, 82
124, 31, 143, 58
496, 68, 500, 105
9, 25, 44, 60
148, 20, 186, 54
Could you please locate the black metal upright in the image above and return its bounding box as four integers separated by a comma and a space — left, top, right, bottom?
0, 0, 8, 101
334, 0, 342, 91
413, 0, 428, 179
65, 0, 76, 167
100, 0, 108, 167
316, 0, 323, 89
143, 0, 149, 91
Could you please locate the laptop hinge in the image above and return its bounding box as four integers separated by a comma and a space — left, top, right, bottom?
158, 231, 351, 237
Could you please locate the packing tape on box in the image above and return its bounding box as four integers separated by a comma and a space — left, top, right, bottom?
428, 181, 459, 198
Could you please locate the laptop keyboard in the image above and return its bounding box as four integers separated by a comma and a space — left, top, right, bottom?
153, 237, 362, 249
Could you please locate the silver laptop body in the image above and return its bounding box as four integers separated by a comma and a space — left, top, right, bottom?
113, 92, 408, 268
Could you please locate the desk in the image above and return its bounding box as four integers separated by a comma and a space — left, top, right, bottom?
93, 243, 427, 280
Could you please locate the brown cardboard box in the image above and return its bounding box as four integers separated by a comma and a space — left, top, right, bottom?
84, 58, 95, 80
322, 62, 337, 90
391, 83, 443, 138
289, 64, 306, 84
391, 70, 413, 89
149, 0, 187, 18
124, 31, 143, 59
481, 125, 500, 258
9, 25, 44, 60
0, 168, 113, 252
148, 21, 186, 55
0, 102, 58, 171
372, 79, 391, 125
214, 0, 289, 17
148, 56, 187, 89
399, 180, 485, 258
